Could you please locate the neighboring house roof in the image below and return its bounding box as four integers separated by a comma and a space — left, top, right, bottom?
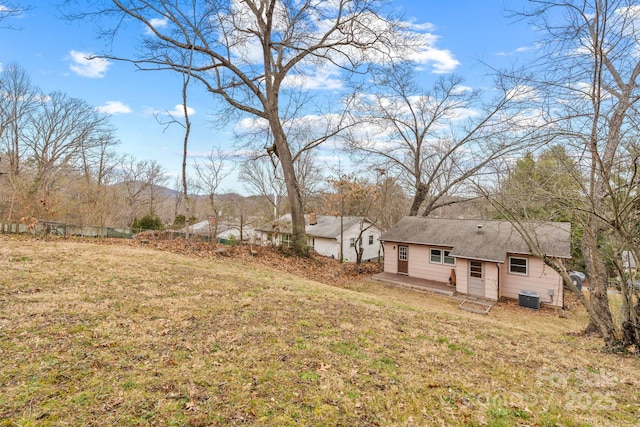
179, 220, 215, 235
258, 214, 380, 239
307, 216, 377, 239
179, 220, 253, 238
380, 217, 571, 262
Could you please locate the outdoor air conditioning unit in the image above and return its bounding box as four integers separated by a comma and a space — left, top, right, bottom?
518, 290, 540, 310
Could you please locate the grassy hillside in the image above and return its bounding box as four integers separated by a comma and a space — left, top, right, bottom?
0, 237, 638, 426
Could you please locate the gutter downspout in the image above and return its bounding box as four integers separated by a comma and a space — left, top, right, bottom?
497, 263, 500, 300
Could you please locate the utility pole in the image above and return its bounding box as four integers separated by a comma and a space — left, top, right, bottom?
339, 160, 344, 262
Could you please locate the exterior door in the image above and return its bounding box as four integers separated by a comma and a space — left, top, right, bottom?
398, 245, 409, 275
468, 260, 484, 297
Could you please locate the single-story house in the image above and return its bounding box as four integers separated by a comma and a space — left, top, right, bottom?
258, 213, 383, 263
379, 217, 571, 307
179, 220, 258, 243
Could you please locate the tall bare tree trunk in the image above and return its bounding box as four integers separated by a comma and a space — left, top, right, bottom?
271, 122, 307, 255
581, 229, 616, 343
408, 184, 427, 216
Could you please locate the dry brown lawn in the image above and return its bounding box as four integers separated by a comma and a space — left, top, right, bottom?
0, 236, 639, 426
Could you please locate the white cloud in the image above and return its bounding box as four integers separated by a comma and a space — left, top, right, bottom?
143, 105, 196, 117
68, 50, 111, 78
409, 46, 459, 74
96, 101, 132, 115
219, 3, 460, 75
235, 116, 269, 133
0, 4, 24, 17
496, 44, 537, 57
284, 67, 344, 90
407, 21, 436, 32
145, 18, 168, 35
165, 104, 196, 116
451, 85, 473, 95
506, 84, 538, 102
515, 46, 534, 53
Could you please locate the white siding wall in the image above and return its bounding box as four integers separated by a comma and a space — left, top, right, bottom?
295, 223, 383, 263
342, 224, 383, 263
500, 255, 564, 307
313, 238, 339, 260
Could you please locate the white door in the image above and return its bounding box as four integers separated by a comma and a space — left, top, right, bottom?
468, 260, 484, 297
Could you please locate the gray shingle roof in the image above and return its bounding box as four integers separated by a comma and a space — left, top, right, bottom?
258, 215, 375, 239
380, 217, 571, 262
306, 216, 372, 239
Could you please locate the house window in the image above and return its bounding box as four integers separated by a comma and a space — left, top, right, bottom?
443, 250, 456, 266
509, 257, 528, 275
308, 237, 315, 251
430, 248, 442, 263
470, 260, 483, 278
349, 237, 355, 248
282, 234, 292, 247
368, 235, 374, 245
431, 248, 455, 265
399, 245, 408, 261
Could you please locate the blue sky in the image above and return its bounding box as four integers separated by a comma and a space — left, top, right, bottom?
0, 0, 537, 193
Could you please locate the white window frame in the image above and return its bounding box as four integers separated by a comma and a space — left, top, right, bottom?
398, 245, 408, 261
282, 234, 292, 247
349, 237, 355, 248
509, 256, 528, 276
443, 250, 456, 266
430, 248, 442, 264
368, 234, 374, 245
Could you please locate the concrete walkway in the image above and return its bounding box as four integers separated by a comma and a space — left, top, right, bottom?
372, 272, 455, 296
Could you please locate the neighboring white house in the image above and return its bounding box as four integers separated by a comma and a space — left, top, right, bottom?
258, 213, 384, 263
179, 220, 258, 243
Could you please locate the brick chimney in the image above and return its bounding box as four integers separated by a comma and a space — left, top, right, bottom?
309, 212, 317, 225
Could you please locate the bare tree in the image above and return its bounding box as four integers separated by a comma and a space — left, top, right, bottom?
0, 66, 120, 223
153, 54, 196, 229
293, 149, 324, 212
346, 62, 544, 217
322, 169, 391, 270
141, 160, 168, 217
239, 155, 287, 221
489, 0, 640, 351
66, 0, 423, 255
193, 147, 234, 236
0, 63, 40, 178
77, 130, 121, 229
119, 156, 152, 225
0, 1, 29, 28
18, 91, 116, 219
